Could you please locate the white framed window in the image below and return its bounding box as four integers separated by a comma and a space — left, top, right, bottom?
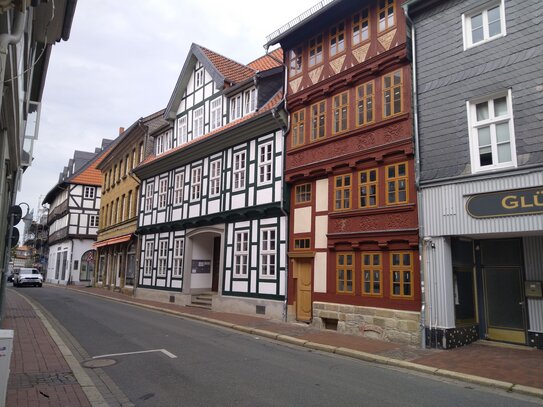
89, 215, 99, 228
244, 88, 257, 115
156, 135, 164, 155
230, 94, 242, 121
258, 143, 273, 184
193, 107, 204, 138
157, 240, 168, 277
209, 160, 221, 197
191, 166, 202, 201
233, 151, 246, 191
145, 182, 154, 212
234, 231, 248, 277
158, 178, 168, 209
178, 115, 188, 144
467, 89, 516, 173
462, 1, 505, 50
83, 186, 95, 199
174, 173, 184, 205
260, 228, 276, 279
172, 238, 184, 277
195, 69, 204, 88
210, 98, 222, 131
144, 241, 154, 276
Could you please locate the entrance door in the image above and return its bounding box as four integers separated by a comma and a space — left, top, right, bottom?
212, 237, 220, 292
115, 254, 122, 288
294, 259, 312, 322
480, 239, 526, 344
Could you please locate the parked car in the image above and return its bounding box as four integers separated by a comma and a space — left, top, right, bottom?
13, 268, 43, 287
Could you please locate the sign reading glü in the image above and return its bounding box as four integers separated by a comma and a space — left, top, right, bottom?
466, 186, 543, 219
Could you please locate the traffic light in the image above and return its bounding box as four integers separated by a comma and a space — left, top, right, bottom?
6, 205, 22, 248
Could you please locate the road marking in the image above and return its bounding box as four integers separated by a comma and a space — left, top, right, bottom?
93, 349, 177, 359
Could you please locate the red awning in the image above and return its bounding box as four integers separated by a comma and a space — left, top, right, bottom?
93, 233, 133, 248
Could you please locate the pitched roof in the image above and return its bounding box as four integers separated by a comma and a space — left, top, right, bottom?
247, 48, 283, 71
199, 45, 255, 84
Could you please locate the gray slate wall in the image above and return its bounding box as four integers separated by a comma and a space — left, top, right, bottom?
412, 0, 543, 182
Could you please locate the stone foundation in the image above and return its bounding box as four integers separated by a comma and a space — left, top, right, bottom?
213, 296, 284, 320
134, 287, 190, 306
312, 302, 421, 345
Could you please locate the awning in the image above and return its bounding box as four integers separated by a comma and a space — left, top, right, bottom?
93, 233, 133, 248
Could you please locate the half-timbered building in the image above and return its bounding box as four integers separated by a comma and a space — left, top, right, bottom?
266, 0, 421, 345
43, 140, 113, 285
133, 45, 289, 318
95, 111, 168, 294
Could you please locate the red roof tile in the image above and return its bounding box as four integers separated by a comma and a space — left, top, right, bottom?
70, 151, 107, 186
247, 48, 283, 71
199, 46, 255, 85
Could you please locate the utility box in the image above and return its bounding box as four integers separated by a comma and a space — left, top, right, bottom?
0, 330, 14, 407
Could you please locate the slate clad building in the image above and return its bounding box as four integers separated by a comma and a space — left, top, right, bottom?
266, 0, 421, 344
133, 45, 289, 317
404, 0, 543, 349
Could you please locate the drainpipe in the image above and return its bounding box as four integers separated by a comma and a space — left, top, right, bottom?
402, 3, 426, 349
266, 45, 291, 322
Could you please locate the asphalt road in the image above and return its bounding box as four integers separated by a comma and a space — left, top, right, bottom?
18, 286, 543, 407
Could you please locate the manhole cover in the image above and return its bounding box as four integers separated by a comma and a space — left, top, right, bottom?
82, 358, 117, 368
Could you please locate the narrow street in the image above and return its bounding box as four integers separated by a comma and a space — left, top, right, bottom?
11, 287, 542, 407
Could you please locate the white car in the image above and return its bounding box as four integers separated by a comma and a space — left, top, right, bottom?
13, 268, 43, 287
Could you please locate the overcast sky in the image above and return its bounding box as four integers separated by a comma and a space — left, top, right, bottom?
18, 0, 318, 220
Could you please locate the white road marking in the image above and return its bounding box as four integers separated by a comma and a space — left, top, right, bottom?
93, 349, 177, 359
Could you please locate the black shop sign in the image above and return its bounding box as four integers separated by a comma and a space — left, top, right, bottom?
466, 186, 543, 218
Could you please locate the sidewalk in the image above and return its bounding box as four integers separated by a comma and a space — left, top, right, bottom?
3, 285, 543, 407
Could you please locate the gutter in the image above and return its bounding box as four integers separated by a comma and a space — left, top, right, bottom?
402, 2, 426, 349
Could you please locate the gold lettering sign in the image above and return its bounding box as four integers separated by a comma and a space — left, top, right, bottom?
467, 187, 543, 218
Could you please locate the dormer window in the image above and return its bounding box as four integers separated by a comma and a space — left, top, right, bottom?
156, 134, 164, 155
195, 69, 204, 88
289, 46, 303, 77
230, 94, 242, 121
155, 130, 173, 155
244, 88, 257, 114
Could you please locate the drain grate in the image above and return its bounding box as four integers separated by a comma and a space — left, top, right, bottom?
10, 372, 77, 389
82, 358, 117, 368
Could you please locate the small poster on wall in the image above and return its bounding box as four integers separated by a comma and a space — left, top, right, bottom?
191, 260, 211, 274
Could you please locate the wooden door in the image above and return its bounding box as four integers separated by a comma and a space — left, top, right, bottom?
211, 237, 220, 292
295, 259, 312, 322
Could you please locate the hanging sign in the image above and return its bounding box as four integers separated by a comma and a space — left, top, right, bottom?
466, 186, 543, 218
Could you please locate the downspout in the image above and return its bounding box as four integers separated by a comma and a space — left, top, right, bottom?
402, 3, 426, 349
266, 45, 291, 322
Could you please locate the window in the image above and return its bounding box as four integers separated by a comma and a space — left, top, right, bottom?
83, 186, 95, 199
132, 148, 136, 169
120, 160, 124, 177
391, 252, 413, 298
120, 195, 125, 221
308, 35, 323, 67
144, 241, 153, 276
124, 155, 129, 176
337, 252, 354, 294
386, 162, 408, 205
289, 46, 303, 77
127, 191, 133, 219
210, 160, 221, 197
378, 0, 395, 32
292, 109, 305, 147
157, 240, 168, 277
311, 101, 326, 141
174, 173, 184, 205
383, 70, 402, 117
230, 94, 242, 121
156, 135, 164, 155
463, 1, 505, 49
330, 22, 345, 57
294, 238, 311, 250
145, 183, 154, 212
295, 184, 311, 204
362, 252, 381, 296
210, 98, 222, 131
195, 69, 204, 88
357, 81, 374, 126
234, 231, 248, 277
172, 238, 184, 277
193, 107, 204, 138
233, 151, 246, 191
158, 178, 168, 209
244, 88, 257, 114
191, 167, 202, 201
89, 215, 99, 228
178, 116, 188, 144
259, 143, 273, 184
353, 9, 370, 46
113, 165, 118, 184
468, 91, 516, 172
260, 229, 276, 278
333, 92, 349, 134
359, 169, 378, 208
139, 142, 144, 164
334, 174, 351, 210
115, 198, 120, 223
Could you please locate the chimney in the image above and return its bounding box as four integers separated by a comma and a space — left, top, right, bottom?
119, 127, 125, 135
